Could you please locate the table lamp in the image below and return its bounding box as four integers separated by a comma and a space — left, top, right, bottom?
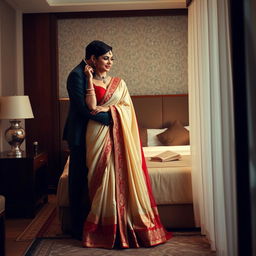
0, 96, 34, 157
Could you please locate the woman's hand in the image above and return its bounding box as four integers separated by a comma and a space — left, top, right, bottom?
84, 65, 94, 80
91, 106, 110, 115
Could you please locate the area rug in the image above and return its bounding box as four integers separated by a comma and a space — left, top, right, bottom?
24, 236, 216, 256
16, 203, 57, 241
18, 203, 216, 255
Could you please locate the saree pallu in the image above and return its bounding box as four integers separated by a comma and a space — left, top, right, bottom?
82, 78, 171, 248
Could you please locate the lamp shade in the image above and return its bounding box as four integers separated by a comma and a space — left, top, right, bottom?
0, 96, 34, 119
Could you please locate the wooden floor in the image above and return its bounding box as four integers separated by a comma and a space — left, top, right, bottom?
6, 218, 33, 256
5, 195, 56, 256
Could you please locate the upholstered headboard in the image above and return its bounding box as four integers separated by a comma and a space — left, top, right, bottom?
60, 94, 188, 130
59, 94, 189, 166
131, 95, 189, 128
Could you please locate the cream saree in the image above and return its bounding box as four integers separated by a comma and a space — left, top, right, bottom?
82, 77, 171, 248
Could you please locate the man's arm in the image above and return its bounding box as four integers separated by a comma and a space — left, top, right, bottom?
67, 71, 112, 125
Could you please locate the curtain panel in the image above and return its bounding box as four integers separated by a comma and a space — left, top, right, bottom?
188, 0, 237, 255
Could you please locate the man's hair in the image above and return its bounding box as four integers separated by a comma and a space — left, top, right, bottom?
85, 40, 112, 60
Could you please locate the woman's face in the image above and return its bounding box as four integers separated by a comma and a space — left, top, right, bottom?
94, 50, 114, 73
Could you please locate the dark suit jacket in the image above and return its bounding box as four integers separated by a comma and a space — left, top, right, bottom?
63, 60, 112, 146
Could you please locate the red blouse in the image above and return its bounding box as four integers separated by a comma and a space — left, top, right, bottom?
93, 84, 106, 103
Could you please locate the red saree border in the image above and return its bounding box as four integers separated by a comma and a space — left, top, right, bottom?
83, 216, 172, 248
111, 106, 129, 247
99, 77, 121, 105
83, 222, 117, 248
111, 106, 171, 247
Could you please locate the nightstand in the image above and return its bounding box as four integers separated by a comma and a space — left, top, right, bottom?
0, 152, 48, 218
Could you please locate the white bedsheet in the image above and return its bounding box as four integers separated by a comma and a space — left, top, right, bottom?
144, 145, 192, 205
143, 145, 191, 157
57, 145, 192, 207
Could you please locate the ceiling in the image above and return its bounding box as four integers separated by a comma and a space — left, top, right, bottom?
6, 0, 187, 13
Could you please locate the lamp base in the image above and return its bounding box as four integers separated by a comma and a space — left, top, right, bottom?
7, 147, 24, 158
5, 120, 25, 158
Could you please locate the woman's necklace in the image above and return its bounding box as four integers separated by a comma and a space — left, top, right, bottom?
93, 73, 108, 84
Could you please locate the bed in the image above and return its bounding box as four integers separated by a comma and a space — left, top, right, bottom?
57, 94, 195, 232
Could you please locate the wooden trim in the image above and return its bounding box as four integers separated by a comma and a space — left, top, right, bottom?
55, 9, 188, 19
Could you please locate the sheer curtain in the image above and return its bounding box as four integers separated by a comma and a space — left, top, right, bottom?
188, 0, 237, 255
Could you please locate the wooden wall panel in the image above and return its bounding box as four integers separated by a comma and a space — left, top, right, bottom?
23, 14, 60, 192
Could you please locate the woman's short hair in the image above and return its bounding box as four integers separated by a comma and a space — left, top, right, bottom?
85, 40, 112, 60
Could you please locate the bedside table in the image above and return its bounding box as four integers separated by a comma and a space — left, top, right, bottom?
0, 152, 48, 218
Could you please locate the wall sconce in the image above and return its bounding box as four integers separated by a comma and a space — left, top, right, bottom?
0, 96, 34, 157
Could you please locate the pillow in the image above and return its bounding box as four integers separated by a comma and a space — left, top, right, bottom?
138, 127, 148, 147
157, 120, 190, 146
147, 128, 167, 146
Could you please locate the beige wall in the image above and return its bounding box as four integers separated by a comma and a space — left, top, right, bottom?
0, 0, 18, 151
58, 15, 188, 97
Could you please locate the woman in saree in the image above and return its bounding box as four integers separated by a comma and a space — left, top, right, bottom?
82, 40, 171, 248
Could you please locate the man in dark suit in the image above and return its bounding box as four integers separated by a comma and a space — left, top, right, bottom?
63, 41, 112, 240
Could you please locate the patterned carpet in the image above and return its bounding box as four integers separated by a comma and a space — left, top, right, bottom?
24, 235, 216, 256
19, 202, 216, 255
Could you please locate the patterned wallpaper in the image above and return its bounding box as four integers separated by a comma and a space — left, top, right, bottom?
58, 15, 188, 97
